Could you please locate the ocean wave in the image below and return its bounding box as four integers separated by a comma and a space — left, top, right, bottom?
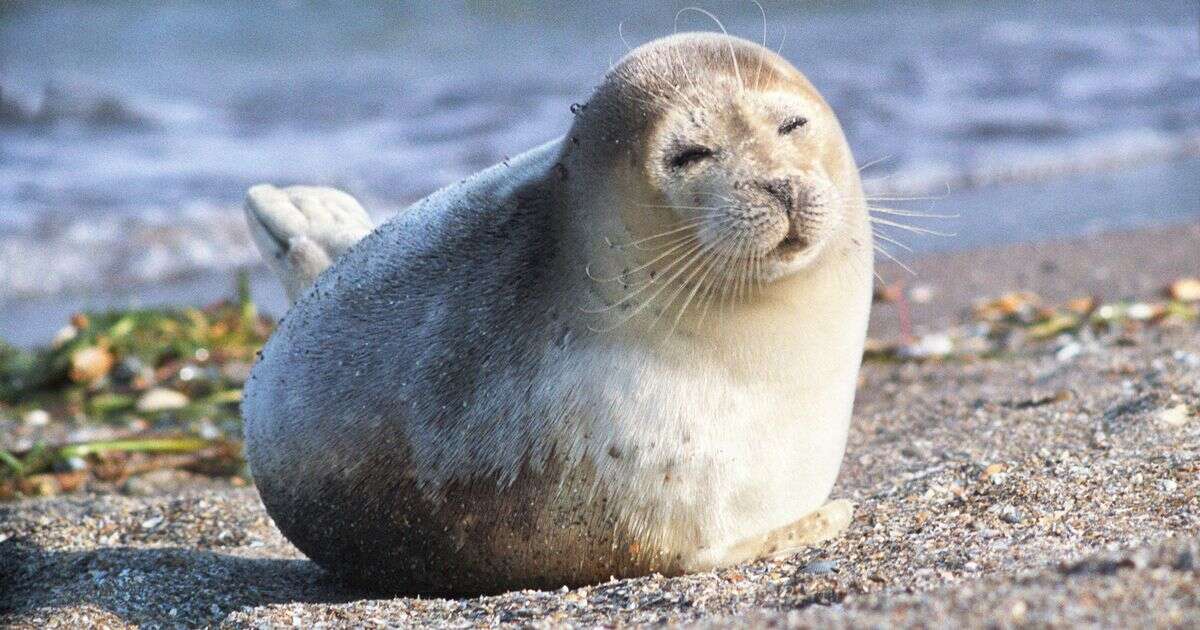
0, 131, 1196, 301
0, 83, 154, 130
863, 130, 1200, 197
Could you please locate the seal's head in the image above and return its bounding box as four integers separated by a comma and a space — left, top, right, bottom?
568, 33, 867, 294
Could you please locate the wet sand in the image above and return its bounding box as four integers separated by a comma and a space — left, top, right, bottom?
2, 222, 1198, 628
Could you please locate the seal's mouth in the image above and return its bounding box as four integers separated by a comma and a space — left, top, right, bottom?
775, 233, 808, 256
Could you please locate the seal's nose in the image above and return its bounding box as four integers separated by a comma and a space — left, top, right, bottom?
756, 178, 794, 212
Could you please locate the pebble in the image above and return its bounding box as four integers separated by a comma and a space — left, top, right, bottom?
135, 388, 190, 413
1157, 404, 1192, 427
802, 560, 839, 574
1168, 277, 1200, 302
21, 408, 50, 426
909, 284, 935, 304
1160, 479, 1178, 494
69, 346, 114, 384
1055, 342, 1082, 363
1173, 351, 1200, 368
1000, 505, 1023, 524
901, 334, 953, 359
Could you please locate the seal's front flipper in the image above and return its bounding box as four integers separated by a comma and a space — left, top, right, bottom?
244, 184, 374, 302
754, 499, 853, 560
702, 499, 854, 568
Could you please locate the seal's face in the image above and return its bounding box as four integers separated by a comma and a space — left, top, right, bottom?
646, 81, 845, 282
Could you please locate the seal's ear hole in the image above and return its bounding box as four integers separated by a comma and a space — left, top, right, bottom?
778, 116, 808, 135
668, 145, 715, 170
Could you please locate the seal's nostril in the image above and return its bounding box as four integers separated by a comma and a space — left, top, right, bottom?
757, 178, 793, 211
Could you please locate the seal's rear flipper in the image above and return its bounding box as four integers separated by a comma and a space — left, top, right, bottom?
244, 184, 374, 302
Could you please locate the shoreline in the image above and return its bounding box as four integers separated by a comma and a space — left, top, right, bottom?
2, 216, 1197, 349
1, 220, 1198, 627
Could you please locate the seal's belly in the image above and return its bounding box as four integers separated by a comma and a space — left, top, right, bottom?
540, 342, 859, 570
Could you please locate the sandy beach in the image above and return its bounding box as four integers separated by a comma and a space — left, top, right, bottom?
2, 222, 1198, 627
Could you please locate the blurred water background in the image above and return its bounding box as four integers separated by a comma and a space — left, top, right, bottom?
1, 1, 1198, 344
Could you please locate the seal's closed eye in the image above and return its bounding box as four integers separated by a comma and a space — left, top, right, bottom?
778, 116, 808, 135
668, 145, 716, 170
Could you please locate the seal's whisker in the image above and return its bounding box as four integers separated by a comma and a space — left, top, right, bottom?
693, 191, 738, 204
587, 213, 738, 317
665, 230, 736, 336
651, 231, 732, 335
868, 216, 956, 237
586, 237, 699, 283
618, 20, 637, 53
737, 234, 753, 302
631, 216, 729, 251
863, 184, 952, 202
871, 229, 913, 252
581, 237, 709, 317
605, 216, 740, 332
592, 234, 720, 330
857, 155, 894, 173
607, 217, 711, 249
751, 0, 769, 92
697, 233, 742, 326
866, 205, 958, 219
714, 231, 742, 317
754, 247, 765, 292
676, 7, 743, 91
874, 243, 916, 276
665, 47, 710, 114
639, 203, 724, 211
633, 230, 712, 252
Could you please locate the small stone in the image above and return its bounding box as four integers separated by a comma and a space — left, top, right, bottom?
908, 284, 935, 304
1160, 479, 1179, 493
135, 388, 190, 413
1167, 277, 1200, 302
802, 560, 838, 574
69, 346, 114, 385
979, 463, 1006, 482
1174, 351, 1200, 368
901, 333, 953, 359
1157, 404, 1192, 427
1000, 505, 1022, 524
140, 516, 164, 530
1126, 302, 1160, 320
21, 409, 50, 426
1055, 342, 1082, 363
1065, 296, 1096, 314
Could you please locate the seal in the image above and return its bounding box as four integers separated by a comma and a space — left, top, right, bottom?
242, 31, 873, 596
